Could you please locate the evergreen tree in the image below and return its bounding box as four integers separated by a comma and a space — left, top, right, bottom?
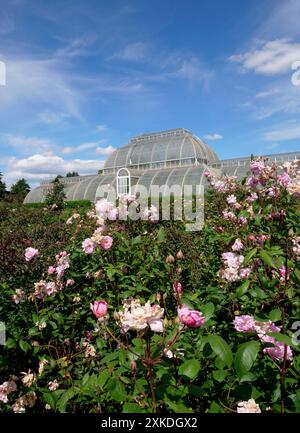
45, 177, 66, 210
66, 171, 79, 177
0, 172, 6, 199
10, 178, 30, 199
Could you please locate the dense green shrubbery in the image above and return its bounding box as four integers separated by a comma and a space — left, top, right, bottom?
0, 159, 300, 413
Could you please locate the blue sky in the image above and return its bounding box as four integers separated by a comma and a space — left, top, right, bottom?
1, 0, 300, 187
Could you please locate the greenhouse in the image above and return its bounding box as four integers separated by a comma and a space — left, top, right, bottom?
24, 128, 300, 203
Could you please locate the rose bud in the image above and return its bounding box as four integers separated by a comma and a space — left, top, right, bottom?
176, 250, 184, 260
90, 301, 108, 319
166, 255, 175, 264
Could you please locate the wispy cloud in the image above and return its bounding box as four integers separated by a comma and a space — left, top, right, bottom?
110, 42, 150, 61
2, 133, 56, 153
96, 124, 107, 132
62, 141, 113, 155
263, 124, 300, 141
230, 39, 300, 75
203, 133, 223, 141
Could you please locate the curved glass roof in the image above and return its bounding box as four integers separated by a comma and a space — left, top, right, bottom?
104, 128, 219, 173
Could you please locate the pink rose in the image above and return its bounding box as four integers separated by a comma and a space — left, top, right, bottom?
82, 238, 95, 254
178, 304, 205, 328
90, 300, 108, 319
25, 247, 39, 262
66, 279, 75, 287
99, 235, 113, 250
48, 266, 56, 275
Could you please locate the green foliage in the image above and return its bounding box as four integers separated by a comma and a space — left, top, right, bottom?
0, 164, 300, 414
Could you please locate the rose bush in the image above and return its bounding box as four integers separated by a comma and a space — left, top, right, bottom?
0, 158, 300, 413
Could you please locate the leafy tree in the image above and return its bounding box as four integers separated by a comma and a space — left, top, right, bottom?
10, 178, 30, 199
0, 172, 6, 199
45, 177, 66, 210
66, 171, 79, 177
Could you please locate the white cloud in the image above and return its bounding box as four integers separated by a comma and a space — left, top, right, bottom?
95, 145, 115, 155
266, 143, 280, 150
2, 134, 55, 153
203, 133, 223, 141
96, 124, 107, 132
230, 39, 300, 75
38, 110, 69, 125
62, 141, 103, 154
0, 56, 83, 117
111, 42, 150, 61
4, 153, 104, 187
263, 125, 300, 141
255, 88, 280, 98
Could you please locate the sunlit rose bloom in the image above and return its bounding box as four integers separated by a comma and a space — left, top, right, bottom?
263, 342, 293, 361
90, 300, 108, 319
34, 280, 47, 299
277, 172, 291, 188
239, 216, 247, 225
246, 192, 258, 203
45, 282, 56, 296
233, 315, 256, 333
12, 289, 26, 304
48, 380, 59, 391
66, 278, 75, 287
232, 238, 243, 251
25, 247, 39, 262
99, 235, 113, 250
82, 342, 96, 358
118, 299, 164, 333
239, 267, 252, 279
38, 359, 49, 375
178, 305, 205, 328
0, 380, 17, 403
222, 210, 237, 222
48, 266, 56, 275
226, 194, 237, 205
13, 392, 37, 413
82, 238, 95, 254
250, 160, 265, 175
237, 399, 261, 413
21, 371, 36, 387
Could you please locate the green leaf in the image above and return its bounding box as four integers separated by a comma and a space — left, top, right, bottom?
122, 403, 145, 413
19, 339, 30, 353
57, 387, 78, 413
267, 332, 293, 346
42, 392, 56, 410
98, 370, 110, 389
164, 399, 193, 413
244, 248, 257, 265
178, 359, 201, 380
5, 338, 16, 349
235, 341, 260, 379
269, 309, 281, 322
201, 303, 215, 321
107, 378, 127, 402
207, 335, 233, 368
259, 249, 277, 269
212, 369, 228, 382
236, 280, 250, 298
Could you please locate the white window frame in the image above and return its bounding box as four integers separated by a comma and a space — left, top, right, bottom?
116, 168, 131, 196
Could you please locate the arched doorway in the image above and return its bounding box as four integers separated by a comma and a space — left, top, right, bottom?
116, 168, 131, 196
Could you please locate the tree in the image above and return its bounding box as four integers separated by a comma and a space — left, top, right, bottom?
66, 171, 79, 177
10, 178, 30, 199
0, 172, 6, 199
45, 177, 66, 210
